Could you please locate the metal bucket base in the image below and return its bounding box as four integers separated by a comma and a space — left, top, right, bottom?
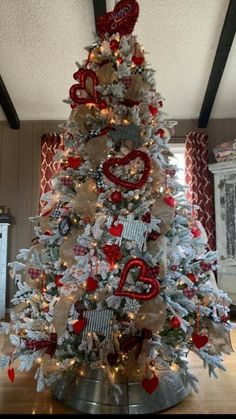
52, 366, 191, 414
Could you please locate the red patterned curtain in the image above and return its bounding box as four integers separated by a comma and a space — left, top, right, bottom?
185, 131, 216, 250
40, 133, 63, 209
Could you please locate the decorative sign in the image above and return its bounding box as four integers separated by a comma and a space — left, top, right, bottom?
108, 124, 142, 149
83, 309, 113, 340
107, 216, 148, 250
59, 216, 72, 236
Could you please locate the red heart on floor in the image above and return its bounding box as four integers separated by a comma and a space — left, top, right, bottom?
73, 318, 87, 334
109, 223, 123, 237
103, 150, 151, 191
86, 277, 99, 292
114, 258, 160, 301
96, 0, 139, 36
192, 333, 208, 349
142, 375, 159, 394
8, 367, 15, 383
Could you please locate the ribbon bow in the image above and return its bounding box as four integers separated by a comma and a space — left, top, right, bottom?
25, 333, 57, 357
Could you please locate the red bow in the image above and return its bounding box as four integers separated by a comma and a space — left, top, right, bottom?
25, 333, 57, 357
103, 244, 122, 270
120, 328, 152, 357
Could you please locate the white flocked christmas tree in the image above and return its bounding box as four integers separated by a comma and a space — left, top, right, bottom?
0, 0, 233, 412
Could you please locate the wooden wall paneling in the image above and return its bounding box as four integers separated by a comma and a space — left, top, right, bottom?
16, 123, 33, 252
31, 122, 42, 238
1, 124, 20, 306
0, 122, 2, 199
50, 120, 63, 134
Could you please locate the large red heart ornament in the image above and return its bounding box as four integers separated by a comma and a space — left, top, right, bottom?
103, 150, 151, 191
69, 69, 100, 106
142, 375, 159, 394
114, 258, 160, 301
96, 0, 139, 37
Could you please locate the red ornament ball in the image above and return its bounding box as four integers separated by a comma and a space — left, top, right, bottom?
170, 316, 181, 329
117, 57, 123, 64
111, 190, 123, 203
99, 100, 108, 110
200, 261, 212, 272
142, 212, 151, 223
148, 230, 160, 241
73, 318, 87, 334
156, 128, 165, 138
109, 39, 120, 51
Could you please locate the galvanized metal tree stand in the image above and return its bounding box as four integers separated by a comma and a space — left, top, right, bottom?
52, 365, 191, 414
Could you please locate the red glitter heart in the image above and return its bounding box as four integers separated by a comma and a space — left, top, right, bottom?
103, 150, 151, 191
69, 69, 100, 107
114, 258, 160, 301
96, 0, 139, 37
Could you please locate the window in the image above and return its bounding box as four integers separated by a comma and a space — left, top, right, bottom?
168, 143, 186, 186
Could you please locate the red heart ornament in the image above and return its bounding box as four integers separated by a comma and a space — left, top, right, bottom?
142, 375, 159, 394
69, 69, 100, 106
67, 156, 81, 169
86, 277, 99, 292
132, 56, 144, 65
148, 105, 158, 116
103, 150, 151, 191
192, 333, 208, 349
8, 367, 15, 383
109, 223, 123, 237
191, 226, 202, 238
114, 258, 160, 301
163, 195, 176, 207
73, 318, 87, 334
96, 0, 139, 37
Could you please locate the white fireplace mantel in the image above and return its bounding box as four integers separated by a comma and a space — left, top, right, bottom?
0, 223, 10, 319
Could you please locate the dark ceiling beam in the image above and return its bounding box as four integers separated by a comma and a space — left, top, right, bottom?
198, 0, 236, 128
0, 75, 20, 129
93, 0, 106, 31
